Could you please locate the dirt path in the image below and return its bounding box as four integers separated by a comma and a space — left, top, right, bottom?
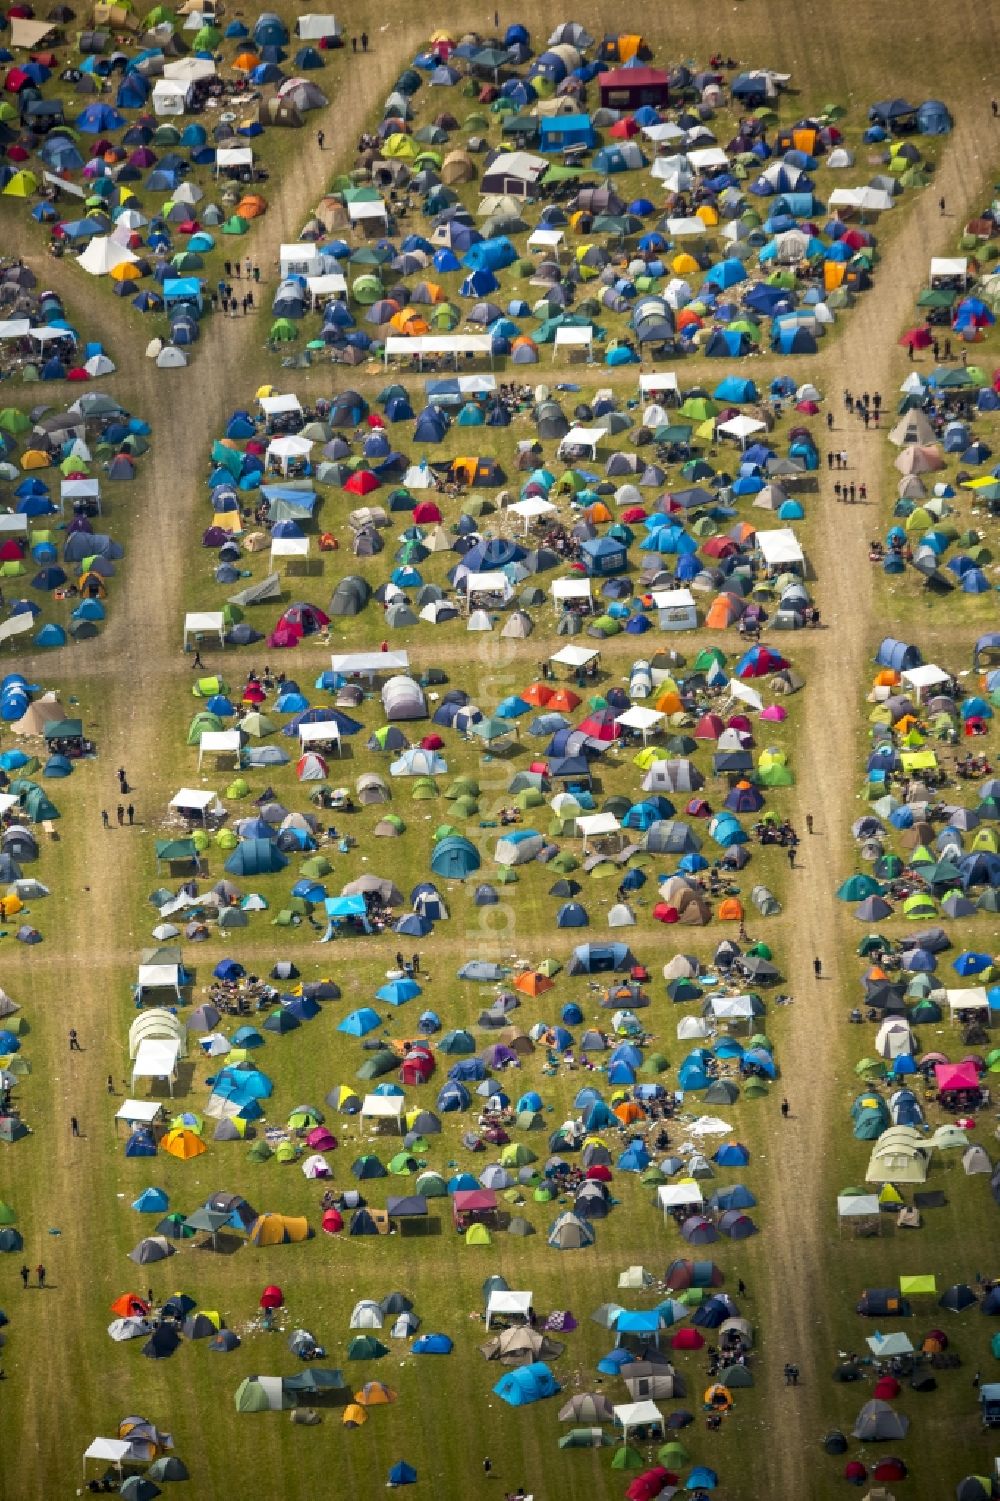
751, 102, 993, 1494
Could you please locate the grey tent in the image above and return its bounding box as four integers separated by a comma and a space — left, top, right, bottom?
229, 573, 282, 608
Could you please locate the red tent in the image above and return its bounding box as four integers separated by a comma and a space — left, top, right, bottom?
344, 469, 379, 495
670, 1327, 704, 1350
259, 1284, 283, 1309
626, 1468, 678, 1501
321, 1207, 343, 1233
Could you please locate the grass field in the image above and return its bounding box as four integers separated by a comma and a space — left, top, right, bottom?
2, 3, 1000, 1500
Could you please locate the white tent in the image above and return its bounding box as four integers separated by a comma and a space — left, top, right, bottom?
331, 651, 408, 678
152, 77, 189, 115
196, 729, 241, 770
169, 787, 220, 823
77, 237, 139, 277
657, 1183, 703, 1215
297, 12, 342, 38
384, 334, 493, 366
613, 1400, 664, 1438
756, 528, 805, 570
558, 425, 604, 459
279, 243, 320, 279
260, 393, 303, 420
485, 1290, 533, 1328
549, 644, 599, 670
299, 720, 342, 754
131, 1037, 181, 1096
615, 706, 664, 743
576, 812, 621, 850
184, 611, 225, 650
551, 577, 592, 604
361, 1094, 404, 1132
651, 588, 697, 631
553, 325, 593, 361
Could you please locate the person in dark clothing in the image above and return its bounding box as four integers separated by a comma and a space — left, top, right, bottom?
71, 1116, 80, 1137
780, 1099, 790, 1119
127, 804, 135, 825
19, 1265, 28, 1289
101, 809, 110, 828
813, 957, 822, 978
361, 31, 368, 50
412, 953, 420, 975
36, 1264, 46, 1288
116, 804, 125, 826
69, 1029, 81, 1051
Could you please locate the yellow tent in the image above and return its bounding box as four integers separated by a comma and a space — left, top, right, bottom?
3, 171, 37, 198
21, 450, 51, 470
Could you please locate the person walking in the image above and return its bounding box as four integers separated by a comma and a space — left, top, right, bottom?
737, 1278, 747, 1297
253, 265, 260, 284
192, 650, 203, 670
118, 767, 128, 793
233, 260, 241, 280
834, 481, 842, 502
351, 35, 357, 51
859, 482, 867, 502
36, 1264, 45, 1289
806, 814, 814, 834
127, 804, 135, 825
849, 483, 856, 503
70, 1115, 80, 1137
840, 449, 848, 469
483, 1458, 493, 1478
813, 956, 822, 978
826, 410, 833, 431
317, 129, 325, 150
992, 99, 998, 118
101, 809, 110, 829
780, 1099, 790, 1119
107, 1075, 115, 1095
412, 953, 420, 975
826, 451, 833, 471
787, 846, 795, 869
939, 195, 946, 215
19, 1264, 29, 1289
361, 30, 369, 51
69, 1029, 81, 1052
116, 804, 125, 826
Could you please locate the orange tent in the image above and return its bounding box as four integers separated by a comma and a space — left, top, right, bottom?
823, 260, 846, 293
729, 521, 756, 545
614, 1101, 647, 1124
705, 595, 741, 629
585, 501, 612, 523
161, 1127, 206, 1160
236, 195, 267, 219
874, 669, 900, 688
111, 1292, 150, 1318
717, 897, 743, 921
355, 1382, 397, 1405
514, 971, 553, 997
342, 1404, 367, 1427
792, 127, 817, 154
521, 682, 553, 707
652, 689, 682, 714
548, 688, 581, 712
232, 51, 260, 70
390, 308, 429, 335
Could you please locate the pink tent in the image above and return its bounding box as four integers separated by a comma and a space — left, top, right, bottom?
934, 1061, 979, 1092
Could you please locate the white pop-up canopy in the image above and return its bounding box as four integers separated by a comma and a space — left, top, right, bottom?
558, 424, 604, 458
197, 729, 241, 770
131, 1037, 181, 1096
717, 413, 766, 444
638, 370, 679, 395
136, 963, 184, 998
756, 528, 805, 568
549, 644, 599, 668
657, 1182, 703, 1213
485, 1290, 533, 1328
270, 536, 310, 561
527, 227, 564, 249
508, 496, 557, 531
259, 393, 302, 418
553, 325, 593, 359
900, 663, 951, 696
170, 787, 217, 815
216, 146, 253, 171
616, 706, 665, 742
576, 812, 621, 850
384, 334, 493, 365
299, 720, 342, 754
332, 650, 408, 676
184, 611, 225, 649
945, 986, 989, 1014
361, 1094, 404, 1131
84, 1439, 132, 1472
613, 1401, 664, 1438
115, 1099, 164, 1129
551, 577, 592, 602
465, 570, 511, 599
